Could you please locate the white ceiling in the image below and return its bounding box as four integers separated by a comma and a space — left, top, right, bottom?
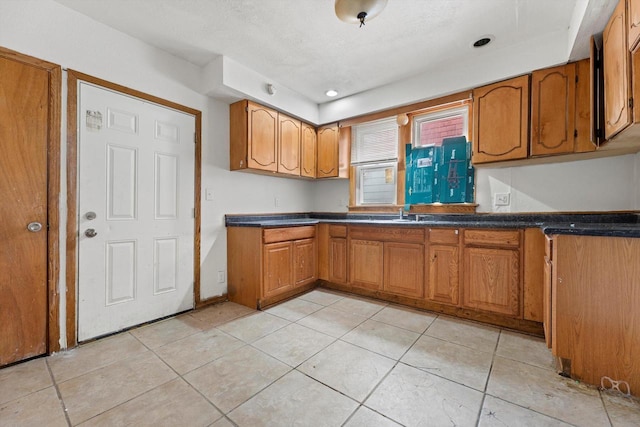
55, 0, 613, 105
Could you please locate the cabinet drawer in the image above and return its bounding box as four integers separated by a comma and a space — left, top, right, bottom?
429, 228, 460, 245
464, 229, 521, 248
349, 226, 425, 243
329, 225, 347, 238
263, 226, 316, 243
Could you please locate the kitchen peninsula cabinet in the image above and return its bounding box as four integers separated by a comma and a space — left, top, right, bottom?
472, 75, 530, 164
227, 225, 317, 308
549, 234, 640, 396
462, 229, 522, 316
426, 228, 460, 306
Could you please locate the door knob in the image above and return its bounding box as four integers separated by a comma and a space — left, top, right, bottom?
84, 228, 98, 238
85, 211, 97, 220
27, 222, 43, 232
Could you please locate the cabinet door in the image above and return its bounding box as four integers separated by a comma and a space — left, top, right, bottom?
294, 238, 316, 287
383, 242, 425, 298
317, 124, 339, 178
427, 245, 459, 305
462, 247, 520, 316
472, 75, 529, 164
329, 237, 348, 284
530, 64, 576, 156
604, 0, 632, 139
247, 102, 278, 172
263, 242, 293, 298
349, 239, 383, 290
278, 114, 301, 175
629, 0, 640, 52
301, 123, 316, 178
543, 254, 552, 349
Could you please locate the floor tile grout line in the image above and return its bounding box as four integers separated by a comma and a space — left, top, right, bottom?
44, 358, 73, 427
482, 393, 585, 427
598, 389, 616, 427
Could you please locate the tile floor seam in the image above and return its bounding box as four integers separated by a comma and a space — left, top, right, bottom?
482, 393, 584, 427
175, 374, 228, 424
598, 389, 616, 427
44, 358, 72, 427
356, 359, 405, 424
223, 366, 295, 418
472, 328, 503, 427
249, 330, 340, 370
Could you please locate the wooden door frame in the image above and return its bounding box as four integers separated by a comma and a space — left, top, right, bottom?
66, 71, 202, 347
0, 47, 62, 353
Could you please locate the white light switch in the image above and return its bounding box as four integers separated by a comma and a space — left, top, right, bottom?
205, 188, 214, 201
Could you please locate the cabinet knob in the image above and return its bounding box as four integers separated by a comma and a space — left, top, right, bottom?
558, 277, 563, 284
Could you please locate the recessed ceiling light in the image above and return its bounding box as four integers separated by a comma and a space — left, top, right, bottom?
472, 35, 494, 48
325, 89, 338, 97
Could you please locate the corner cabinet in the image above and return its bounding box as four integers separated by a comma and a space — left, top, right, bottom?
462, 229, 522, 317
227, 225, 317, 309
472, 75, 530, 164
316, 124, 339, 178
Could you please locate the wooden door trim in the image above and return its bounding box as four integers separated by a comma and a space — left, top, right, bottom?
66, 70, 202, 347
0, 47, 62, 354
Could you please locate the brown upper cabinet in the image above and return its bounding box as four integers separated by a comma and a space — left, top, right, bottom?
230, 100, 347, 179
472, 75, 530, 164
530, 60, 595, 156
629, 0, 640, 52
301, 122, 317, 178
277, 114, 301, 176
230, 100, 278, 172
316, 124, 339, 178
530, 64, 576, 156
604, 0, 632, 139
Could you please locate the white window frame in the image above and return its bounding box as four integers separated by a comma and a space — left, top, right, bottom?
413, 105, 470, 148
351, 118, 399, 206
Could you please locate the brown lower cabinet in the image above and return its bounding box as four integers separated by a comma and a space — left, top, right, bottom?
230, 223, 541, 335
546, 234, 640, 396
227, 225, 317, 308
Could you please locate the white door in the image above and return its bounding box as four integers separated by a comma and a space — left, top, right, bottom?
78, 82, 195, 341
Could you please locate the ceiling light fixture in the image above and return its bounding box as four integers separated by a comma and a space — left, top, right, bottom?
335, 0, 388, 27
325, 89, 338, 97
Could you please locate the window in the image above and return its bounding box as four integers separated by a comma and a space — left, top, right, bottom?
351, 118, 398, 206
413, 105, 469, 148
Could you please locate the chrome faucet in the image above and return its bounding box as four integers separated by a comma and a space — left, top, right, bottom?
399, 208, 404, 220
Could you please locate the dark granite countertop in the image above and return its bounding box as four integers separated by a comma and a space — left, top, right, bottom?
225, 212, 640, 237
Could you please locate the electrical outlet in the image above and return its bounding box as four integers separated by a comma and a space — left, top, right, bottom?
205, 188, 214, 201
217, 271, 225, 283
274, 197, 280, 207
494, 193, 511, 206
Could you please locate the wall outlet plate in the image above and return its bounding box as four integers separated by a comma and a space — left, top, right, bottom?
217, 271, 225, 283
494, 192, 511, 206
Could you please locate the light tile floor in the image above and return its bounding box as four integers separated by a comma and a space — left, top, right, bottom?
1, 289, 639, 426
